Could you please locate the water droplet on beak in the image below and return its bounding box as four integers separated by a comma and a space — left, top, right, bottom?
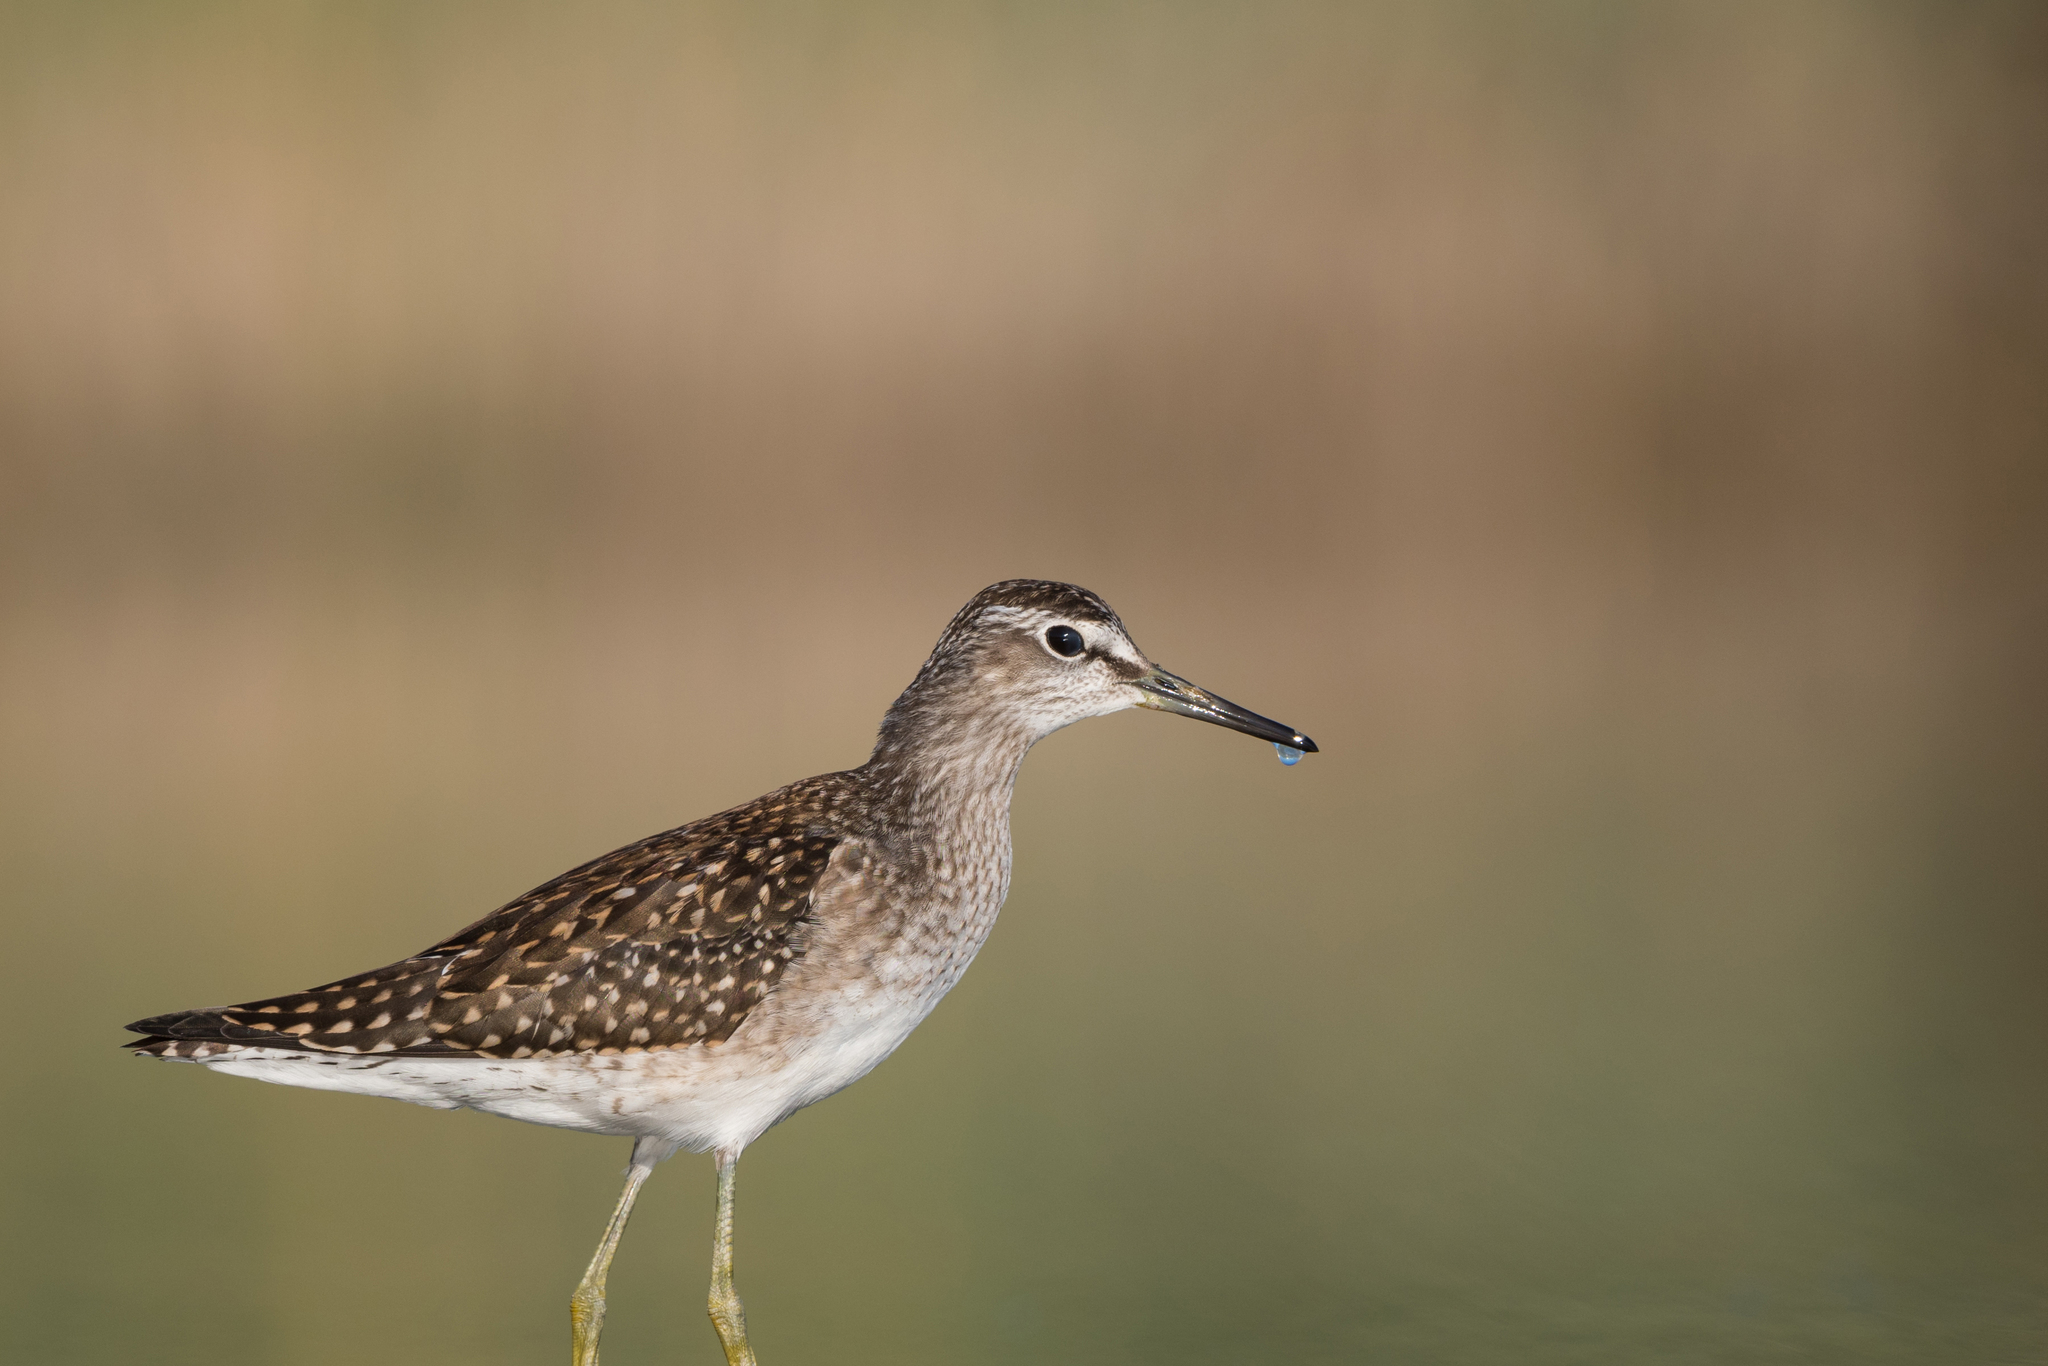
1274, 743, 1304, 766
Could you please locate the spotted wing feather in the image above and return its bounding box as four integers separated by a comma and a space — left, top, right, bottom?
126, 775, 863, 1060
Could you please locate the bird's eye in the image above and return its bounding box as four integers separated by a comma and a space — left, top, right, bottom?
1045, 625, 1085, 658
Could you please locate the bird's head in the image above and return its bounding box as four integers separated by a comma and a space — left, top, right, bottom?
878, 579, 1317, 759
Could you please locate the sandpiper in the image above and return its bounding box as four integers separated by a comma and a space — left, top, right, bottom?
126, 580, 1317, 1364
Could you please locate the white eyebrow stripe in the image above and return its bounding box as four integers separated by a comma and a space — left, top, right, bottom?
1095, 632, 1145, 666
987, 606, 1062, 636
990, 605, 1145, 666
1074, 620, 1142, 666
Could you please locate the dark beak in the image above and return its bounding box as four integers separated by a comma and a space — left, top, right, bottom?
1132, 667, 1318, 754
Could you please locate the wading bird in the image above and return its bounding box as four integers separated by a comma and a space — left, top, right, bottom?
126, 580, 1317, 1364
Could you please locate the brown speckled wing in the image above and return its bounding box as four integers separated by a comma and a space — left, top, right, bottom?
127, 775, 863, 1060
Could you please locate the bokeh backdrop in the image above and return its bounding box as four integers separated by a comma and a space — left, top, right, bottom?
2, 2, 2045, 1363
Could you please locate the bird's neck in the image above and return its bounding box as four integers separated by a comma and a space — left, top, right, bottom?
862, 687, 1035, 849
860, 688, 1031, 993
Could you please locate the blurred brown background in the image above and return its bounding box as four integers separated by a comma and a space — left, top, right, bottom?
2, 2, 2045, 1363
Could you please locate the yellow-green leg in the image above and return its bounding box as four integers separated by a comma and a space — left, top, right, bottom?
707, 1150, 759, 1366
570, 1144, 658, 1366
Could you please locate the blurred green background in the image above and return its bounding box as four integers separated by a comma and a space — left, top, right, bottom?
2, 2, 2045, 1362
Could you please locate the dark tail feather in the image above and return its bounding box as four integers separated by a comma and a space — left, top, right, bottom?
122, 1007, 297, 1057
